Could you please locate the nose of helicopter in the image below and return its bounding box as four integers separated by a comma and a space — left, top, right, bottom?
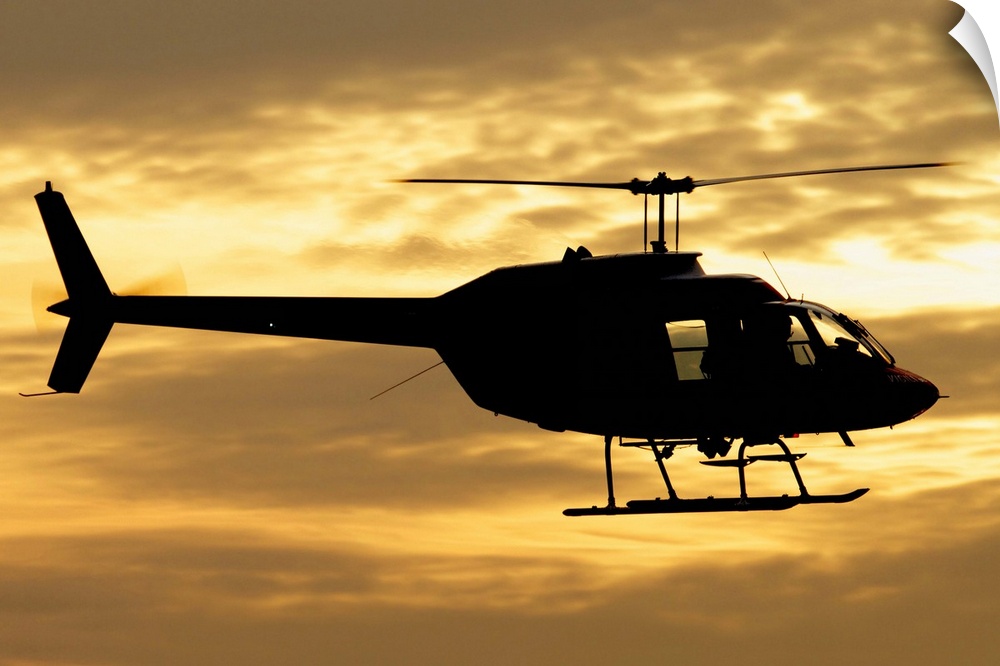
887, 367, 940, 421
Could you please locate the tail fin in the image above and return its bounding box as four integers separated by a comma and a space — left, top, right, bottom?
46, 316, 114, 393
34, 182, 114, 393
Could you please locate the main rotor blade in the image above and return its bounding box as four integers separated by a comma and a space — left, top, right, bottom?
691, 162, 953, 188
400, 178, 639, 191
401, 162, 953, 196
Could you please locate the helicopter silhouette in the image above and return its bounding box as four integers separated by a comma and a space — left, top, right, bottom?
29, 163, 945, 515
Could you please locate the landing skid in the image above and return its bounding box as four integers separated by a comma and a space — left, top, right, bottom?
565, 488, 868, 515
564, 435, 868, 516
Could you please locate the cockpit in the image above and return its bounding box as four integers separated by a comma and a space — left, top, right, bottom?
664, 301, 894, 382
799, 303, 894, 365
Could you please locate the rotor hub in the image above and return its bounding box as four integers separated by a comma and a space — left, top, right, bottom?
629, 173, 695, 196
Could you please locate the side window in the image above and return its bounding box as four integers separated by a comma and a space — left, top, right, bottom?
665, 320, 709, 381
788, 315, 814, 366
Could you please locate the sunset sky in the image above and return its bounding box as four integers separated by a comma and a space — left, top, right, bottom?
1, 1, 998, 664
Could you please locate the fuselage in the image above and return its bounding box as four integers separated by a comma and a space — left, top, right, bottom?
62, 248, 938, 440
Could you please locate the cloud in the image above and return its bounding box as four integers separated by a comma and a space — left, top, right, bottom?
1, 1, 998, 663
2, 0, 992, 304
0, 481, 998, 665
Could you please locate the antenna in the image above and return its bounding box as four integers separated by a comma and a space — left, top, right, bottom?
369, 360, 444, 400
643, 193, 648, 253
675, 193, 680, 252
763, 251, 792, 300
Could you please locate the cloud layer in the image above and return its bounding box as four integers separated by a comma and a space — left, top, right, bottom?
1, 0, 998, 664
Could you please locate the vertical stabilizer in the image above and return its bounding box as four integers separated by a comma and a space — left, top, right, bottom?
35, 182, 111, 302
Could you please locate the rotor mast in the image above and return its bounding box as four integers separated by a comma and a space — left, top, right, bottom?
631, 172, 694, 253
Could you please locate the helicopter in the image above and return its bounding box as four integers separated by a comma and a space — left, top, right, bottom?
28, 162, 944, 515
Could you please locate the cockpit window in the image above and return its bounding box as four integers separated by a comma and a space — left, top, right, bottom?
787, 314, 814, 366
807, 309, 873, 359
665, 320, 709, 380
664, 304, 891, 383
759, 302, 893, 368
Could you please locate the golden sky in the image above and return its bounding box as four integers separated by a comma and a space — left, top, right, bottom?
1, 0, 998, 663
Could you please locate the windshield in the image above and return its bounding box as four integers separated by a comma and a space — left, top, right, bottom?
796, 303, 893, 366
809, 310, 871, 355
839, 314, 895, 365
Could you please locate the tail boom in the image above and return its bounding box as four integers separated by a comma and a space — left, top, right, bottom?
108, 295, 436, 347
34, 182, 437, 393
